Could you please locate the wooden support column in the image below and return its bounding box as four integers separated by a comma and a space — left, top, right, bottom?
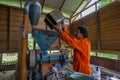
95, 3, 101, 50
16, 26, 23, 80
16, 13, 28, 80
117, 53, 120, 60
96, 51, 99, 57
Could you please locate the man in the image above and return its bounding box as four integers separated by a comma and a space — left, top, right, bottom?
54, 23, 92, 75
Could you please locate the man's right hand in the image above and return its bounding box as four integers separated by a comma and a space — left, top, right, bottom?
53, 22, 64, 33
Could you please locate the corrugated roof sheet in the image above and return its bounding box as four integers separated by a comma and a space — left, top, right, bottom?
0, 0, 91, 18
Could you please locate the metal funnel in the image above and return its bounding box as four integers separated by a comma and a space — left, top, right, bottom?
24, 1, 41, 26
33, 29, 59, 52
29, 2, 41, 26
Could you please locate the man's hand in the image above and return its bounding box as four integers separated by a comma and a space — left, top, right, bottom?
53, 23, 61, 32
53, 22, 65, 32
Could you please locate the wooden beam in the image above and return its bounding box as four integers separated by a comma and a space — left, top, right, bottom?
59, 0, 66, 10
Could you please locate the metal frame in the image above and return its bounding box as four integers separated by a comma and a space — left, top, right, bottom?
71, 0, 100, 19
70, 0, 84, 18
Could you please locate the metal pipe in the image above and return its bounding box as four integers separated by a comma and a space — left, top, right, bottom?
40, 51, 43, 80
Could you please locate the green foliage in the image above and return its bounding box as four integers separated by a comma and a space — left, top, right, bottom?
28, 34, 40, 50
90, 52, 96, 56
0, 0, 25, 8
98, 52, 118, 60
28, 34, 34, 50
0, 0, 21, 7
98, 0, 116, 9
91, 52, 118, 60
2, 53, 18, 65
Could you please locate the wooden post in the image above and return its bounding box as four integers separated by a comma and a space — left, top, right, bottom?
96, 51, 99, 57
16, 14, 28, 80
16, 26, 23, 80
7, 7, 11, 50
95, 3, 101, 50
117, 52, 120, 60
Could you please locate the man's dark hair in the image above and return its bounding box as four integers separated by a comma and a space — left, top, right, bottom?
77, 25, 88, 38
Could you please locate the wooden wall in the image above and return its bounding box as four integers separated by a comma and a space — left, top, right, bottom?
99, 1, 120, 51
0, 7, 24, 52
70, 1, 120, 53
0, 7, 8, 52
91, 56, 120, 71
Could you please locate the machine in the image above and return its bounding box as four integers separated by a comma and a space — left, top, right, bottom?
16, 1, 68, 80
27, 29, 68, 80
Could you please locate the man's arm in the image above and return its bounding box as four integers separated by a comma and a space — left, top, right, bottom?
53, 23, 82, 51
60, 27, 83, 51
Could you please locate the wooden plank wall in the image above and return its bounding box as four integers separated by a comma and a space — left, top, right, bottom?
70, 1, 120, 52
0, 6, 24, 53
0, 7, 10, 52
10, 8, 23, 50
99, 1, 120, 51
82, 12, 98, 50
91, 56, 120, 71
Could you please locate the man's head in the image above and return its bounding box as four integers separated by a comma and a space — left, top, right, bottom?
76, 25, 88, 39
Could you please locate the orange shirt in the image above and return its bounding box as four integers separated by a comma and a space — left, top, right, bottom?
60, 27, 92, 75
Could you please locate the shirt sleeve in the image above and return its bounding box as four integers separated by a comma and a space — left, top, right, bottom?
60, 27, 82, 51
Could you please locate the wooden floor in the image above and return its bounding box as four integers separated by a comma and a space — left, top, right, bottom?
0, 70, 15, 80
0, 64, 120, 80
91, 64, 120, 79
